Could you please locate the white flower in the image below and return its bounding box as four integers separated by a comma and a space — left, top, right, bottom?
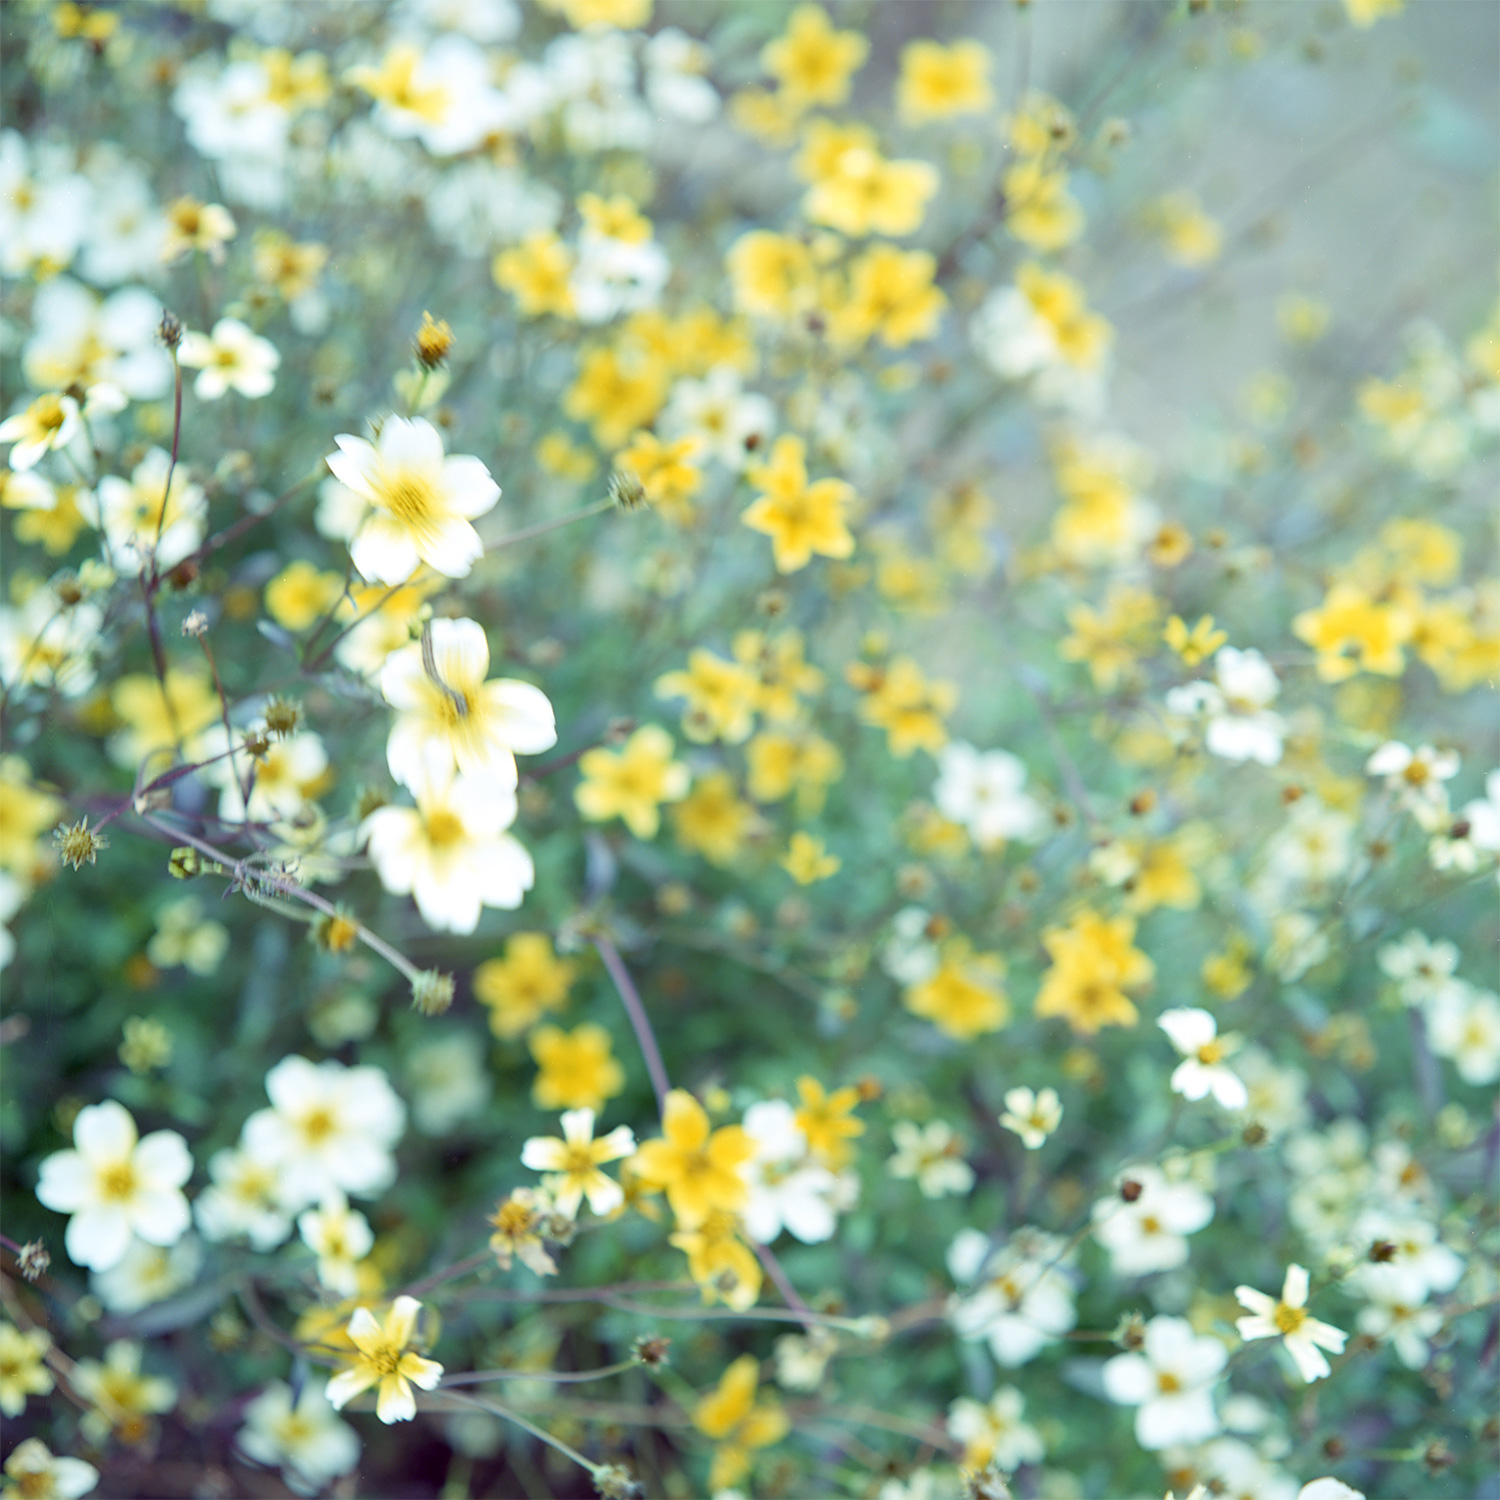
1461, 769, 1500, 851
405, 1033, 493, 1136
1366, 740, 1459, 829
178, 318, 280, 400
327, 416, 500, 584
1298, 1482, 1365, 1500
1092, 1164, 1214, 1276
570, 232, 671, 324
933, 742, 1046, 848
946, 1386, 1044, 1469
91, 1234, 201, 1314
80, 155, 165, 285
1198, 1438, 1299, 1500
1354, 1280, 1444, 1370
0, 131, 91, 278
881, 905, 941, 985
398, 0, 521, 42
241, 1056, 406, 1211
661, 367, 776, 470
1167, 648, 1285, 766
35, 1101, 192, 1272
1157, 1008, 1248, 1109
948, 1227, 1077, 1367
2, 1439, 99, 1500
740, 1099, 843, 1243
204, 725, 329, 827
363, 752, 534, 933
645, 28, 719, 122
354, 37, 515, 156
94, 446, 207, 576
520, 1108, 635, 1219
146, 896, 229, 976
887, 1120, 974, 1199
22, 278, 171, 399
1101, 1314, 1226, 1449
1425, 981, 1500, 1084
998, 1086, 1062, 1149
545, 34, 652, 155
1235, 1263, 1347, 1381
238, 1380, 361, 1496
0, 392, 81, 470
298, 1190, 375, 1297
1266, 801, 1356, 886
194, 1142, 293, 1250
380, 618, 556, 790
175, 59, 289, 164
0, 587, 103, 699
325, 1296, 444, 1425
773, 1327, 837, 1391
1352, 1213, 1463, 1304
1377, 930, 1462, 1007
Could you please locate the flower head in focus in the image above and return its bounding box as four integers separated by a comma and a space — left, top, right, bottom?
1235, 1264, 1347, 1381
325, 1296, 443, 1424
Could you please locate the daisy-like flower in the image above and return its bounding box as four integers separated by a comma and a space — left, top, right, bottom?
631, 1088, 755, 1229
94, 446, 207, 576
886, 1119, 975, 1199
237, 1380, 361, 1494
379, 617, 556, 790
178, 319, 280, 400
1101, 1314, 1226, 1449
932, 742, 1046, 848
946, 1386, 1044, 1472
0, 1322, 53, 1416
298, 1190, 375, 1297
1365, 740, 1460, 829
1157, 1008, 1248, 1109
740, 1098, 844, 1243
1092, 1164, 1214, 1276
34, 1100, 192, 1272
1235, 1263, 1347, 1381
520, 1107, 636, 1218
573, 724, 691, 839
998, 1086, 1062, 1149
741, 434, 855, 573
363, 751, 534, 933
0, 392, 80, 470
1165, 647, 1286, 766
1, 1439, 99, 1500
326, 416, 500, 585
325, 1296, 443, 1425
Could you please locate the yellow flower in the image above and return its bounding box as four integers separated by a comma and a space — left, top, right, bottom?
537, 431, 598, 483
1015, 263, 1113, 370
473, 933, 576, 1040
730, 86, 805, 146
264, 559, 346, 633
798, 120, 939, 238
670, 1209, 762, 1311
1034, 908, 1153, 1035
1006, 91, 1075, 157
108, 667, 222, 770
1058, 586, 1162, 690
1153, 191, 1223, 267
13, 484, 91, 554
493, 232, 577, 319
252, 230, 328, 302
851, 655, 956, 758
655, 649, 761, 745
578, 192, 652, 244
72, 1340, 176, 1446
897, 39, 993, 123
745, 729, 844, 811
630, 1088, 754, 1228
832, 244, 946, 348
0, 757, 62, 879
733, 629, 824, 720
574, 725, 690, 839
727, 231, 818, 321
1202, 937, 1254, 1000
538, 0, 652, 28
672, 772, 758, 866
781, 831, 840, 884
761, 5, 869, 109
1293, 583, 1415, 681
613, 431, 704, 523
529, 1024, 625, 1112
904, 943, 1009, 1040
1379, 517, 1460, 587
162, 196, 236, 263
742, 435, 855, 574
694, 1355, 790, 1492
347, 43, 448, 121
0, 1323, 53, 1417
564, 343, 669, 449
324, 1297, 442, 1425
1164, 614, 1228, 666
1049, 436, 1154, 567
1004, 159, 1084, 251
1343, 0, 1403, 26
793, 1075, 864, 1168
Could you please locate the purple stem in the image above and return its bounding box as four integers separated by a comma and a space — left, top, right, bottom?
593, 935, 670, 1115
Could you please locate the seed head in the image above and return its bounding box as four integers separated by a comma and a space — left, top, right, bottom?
1112, 1310, 1146, 1351
181, 609, 210, 638
15, 1240, 50, 1281
593, 1465, 643, 1500
1119, 1177, 1143, 1203
631, 1335, 671, 1368
158, 308, 184, 350
169, 846, 209, 879
608, 467, 647, 512
54, 817, 108, 871
411, 969, 456, 1016
263, 697, 303, 738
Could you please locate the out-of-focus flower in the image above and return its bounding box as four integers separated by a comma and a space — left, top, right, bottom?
237, 1381, 361, 1494
1157, 1009, 1248, 1109
178, 319, 279, 401
999, 1086, 1063, 1149
1101, 1315, 1226, 1448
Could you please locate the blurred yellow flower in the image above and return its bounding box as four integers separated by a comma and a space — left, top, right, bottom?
742, 435, 855, 573
897, 40, 993, 123
474, 934, 576, 1040
574, 725, 690, 839
761, 5, 868, 109
530, 1024, 625, 1113
781, 830, 840, 884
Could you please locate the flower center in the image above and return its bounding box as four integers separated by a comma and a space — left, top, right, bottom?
98, 1160, 139, 1202
562, 1143, 598, 1177
1156, 1371, 1182, 1394
1197, 1040, 1224, 1065
382, 471, 437, 528
424, 808, 465, 847
33, 394, 66, 433
300, 1107, 337, 1144
1273, 1301, 1307, 1335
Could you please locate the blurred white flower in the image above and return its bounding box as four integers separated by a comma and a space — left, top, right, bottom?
91, 1234, 202, 1314
1092, 1164, 1214, 1276
179, 318, 281, 400
662, 367, 776, 470
741, 1099, 842, 1243
1101, 1314, 1226, 1449
886, 1120, 974, 1199
0, 130, 91, 278
95, 446, 207, 576
22, 278, 170, 398
1, 1439, 99, 1500
406, 1033, 492, 1135
194, 1141, 293, 1250
1166, 648, 1285, 766
933, 743, 1046, 847
998, 1086, 1062, 1149
946, 1386, 1044, 1469
949, 1226, 1077, 1366
1157, 1008, 1248, 1109
645, 28, 719, 123
298, 1190, 374, 1297
1425, 981, 1500, 1085
238, 1380, 361, 1496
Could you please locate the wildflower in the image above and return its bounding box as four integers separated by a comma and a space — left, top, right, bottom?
1166, 647, 1286, 765
240, 1055, 405, 1211
1, 1439, 98, 1500
1093, 1164, 1214, 1275
1293, 583, 1414, 681
1153, 191, 1223, 267
654, 649, 760, 744
363, 754, 534, 932
521, 1108, 636, 1218
326, 416, 500, 585
887, 1120, 974, 1199
473, 933, 576, 1039
494, 232, 577, 318
91, 1234, 201, 1315
672, 771, 758, 865
898, 40, 992, 123
161, 196, 236, 262
298, 1191, 375, 1298
0, 392, 80, 470
178, 318, 280, 400
741, 1098, 844, 1242
0, 1323, 53, 1416
1234, 1264, 1347, 1381
35, 1100, 191, 1273
793, 1074, 864, 1168
194, 1143, 292, 1251
834, 244, 947, 347
781, 831, 840, 884
1034, 908, 1153, 1035
72, 1340, 177, 1444
1059, 586, 1161, 689
1101, 1315, 1226, 1449
488, 1188, 560, 1276
747, 728, 844, 809
1157, 1009, 1248, 1109
905, 942, 1010, 1040
998, 1086, 1062, 1149
530, 1023, 625, 1112
1426, 982, 1500, 1085
630, 1088, 753, 1228
325, 1297, 443, 1425
1364, 741, 1459, 827
1004, 158, 1084, 251
693, 1354, 790, 1492
800, 127, 940, 239
727, 231, 818, 320
348, 37, 511, 155
761, 5, 868, 109
95, 446, 207, 575
612, 431, 704, 522
564, 343, 669, 447
949, 1226, 1078, 1366
574, 724, 690, 839
237, 1381, 360, 1494
851, 655, 957, 758
1163, 614, 1228, 667
662, 367, 775, 469
380, 618, 556, 789
670, 1208, 764, 1310
947, 1387, 1043, 1471
264, 560, 346, 632
53, 817, 107, 871
742, 435, 856, 573
933, 743, 1046, 848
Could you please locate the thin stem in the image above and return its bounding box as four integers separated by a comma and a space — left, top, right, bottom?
401, 1247, 493, 1300
431, 1390, 600, 1479
486, 496, 614, 551
439, 1359, 637, 1389
154, 347, 184, 553
754, 1242, 815, 1326
593, 935, 669, 1114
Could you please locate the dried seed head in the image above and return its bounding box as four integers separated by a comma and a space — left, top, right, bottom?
411, 969, 456, 1016
414, 310, 455, 369
1112, 1310, 1147, 1351
263, 697, 303, 738
54, 817, 108, 871
158, 308, 184, 350
180, 609, 210, 638
631, 1335, 671, 1368
608, 467, 647, 512
16, 1240, 50, 1281
593, 1465, 644, 1500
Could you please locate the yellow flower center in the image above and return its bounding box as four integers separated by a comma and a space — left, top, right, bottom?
1273, 1301, 1307, 1335
492, 1199, 536, 1238
424, 807, 465, 847
33, 394, 66, 433
382, 472, 438, 528
1156, 1371, 1182, 1394
300, 1107, 336, 1144
1197, 1040, 1224, 1065
98, 1160, 139, 1202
